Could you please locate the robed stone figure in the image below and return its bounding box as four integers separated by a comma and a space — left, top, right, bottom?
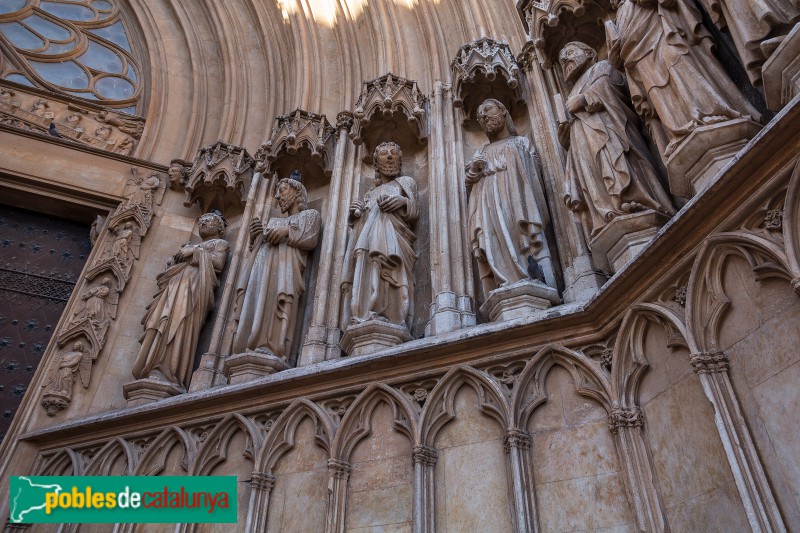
466, 99, 555, 299
343, 142, 419, 331
607, 0, 760, 155
233, 176, 321, 359
559, 42, 675, 240
133, 211, 229, 389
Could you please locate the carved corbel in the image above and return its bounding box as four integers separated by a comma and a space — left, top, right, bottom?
183, 140, 255, 216
451, 38, 525, 124
262, 109, 335, 187
350, 73, 427, 162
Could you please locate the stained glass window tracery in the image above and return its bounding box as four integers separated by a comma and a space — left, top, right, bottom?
0, 0, 142, 114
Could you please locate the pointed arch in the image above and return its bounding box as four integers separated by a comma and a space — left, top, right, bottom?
256, 398, 336, 473
133, 426, 195, 476
331, 382, 419, 461
84, 437, 138, 476
417, 365, 509, 447
510, 344, 612, 429
189, 412, 262, 475
780, 158, 800, 279
687, 232, 792, 352
612, 302, 691, 408
36, 447, 84, 476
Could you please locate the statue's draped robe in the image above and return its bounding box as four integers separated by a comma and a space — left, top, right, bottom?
564, 60, 675, 239
467, 136, 553, 292
610, 0, 760, 154
233, 209, 321, 357
345, 176, 419, 329
701, 0, 799, 86
133, 237, 228, 389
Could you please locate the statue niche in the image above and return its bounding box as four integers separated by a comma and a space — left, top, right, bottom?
131, 211, 229, 393
227, 174, 321, 381
340, 141, 419, 357
558, 41, 675, 273
465, 99, 559, 322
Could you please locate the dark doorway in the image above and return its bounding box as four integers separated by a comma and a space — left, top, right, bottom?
0, 205, 91, 442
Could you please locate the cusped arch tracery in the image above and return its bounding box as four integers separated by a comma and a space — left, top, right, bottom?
510, 344, 612, 429
189, 413, 263, 476
36, 447, 84, 476
331, 383, 419, 461
416, 365, 509, 447
133, 426, 195, 476
612, 303, 691, 408
83, 437, 138, 476
687, 232, 793, 353
255, 398, 336, 474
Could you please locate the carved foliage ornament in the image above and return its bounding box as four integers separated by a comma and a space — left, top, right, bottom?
451, 38, 525, 122
182, 140, 255, 216
41, 170, 165, 415
351, 73, 427, 161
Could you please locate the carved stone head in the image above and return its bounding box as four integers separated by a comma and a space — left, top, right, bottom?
559, 41, 597, 83
198, 211, 226, 239
373, 142, 403, 179
275, 176, 308, 213
476, 99, 518, 137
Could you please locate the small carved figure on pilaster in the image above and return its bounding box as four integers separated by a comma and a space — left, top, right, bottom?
233, 174, 321, 361
105, 221, 140, 271
168, 159, 190, 190
41, 341, 92, 416
465, 99, 556, 298
69, 277, 118, 342
132, 211, 229, 390
559, 42, 675, 242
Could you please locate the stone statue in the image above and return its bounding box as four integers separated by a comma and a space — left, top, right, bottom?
233, 175, 321, 360
699, 0, 799, 86
107, 221, 139, 269
43, 341, 91, 396
559, 42, 675, 240
132, 211, 229, 389
465, 99, 554, 299
70, 277, 118, 333
343, 142, 419, 330
606, 0, 760, 156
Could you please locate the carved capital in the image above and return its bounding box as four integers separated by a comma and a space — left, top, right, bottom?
690, 351, 730, 374
250, 471, 276, 491
791, 277, 800, 296
412, 445, 439, 466
608, 407, 644, 434
336, 111, 354, 132
503, 428, 532, 452
327, 458, 352, 480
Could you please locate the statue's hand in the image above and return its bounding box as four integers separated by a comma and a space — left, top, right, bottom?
377, 195, 407, 213
566, 95, 587, 114
466, 156, 487, 175
249, 217, 264, 243
349, 200, 366, 219
558, 121, 572, 148
586, 100, 604, 112
264, 226, 289, 245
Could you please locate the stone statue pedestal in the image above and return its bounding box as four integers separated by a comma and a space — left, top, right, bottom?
123, 378, 185, 407
590, 210, 669, 273
341, 319, 412, 357
666, 118, 762, 198
480, 279, 560, 322
224, 351, 290, 385
763, 24, 800, 111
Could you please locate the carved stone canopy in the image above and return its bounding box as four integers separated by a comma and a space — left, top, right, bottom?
451, 38, 525, 124
350, 73, 427, 163
262, 109, 335, 190
182, 140, 255, 216
517, 0, 613, 70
